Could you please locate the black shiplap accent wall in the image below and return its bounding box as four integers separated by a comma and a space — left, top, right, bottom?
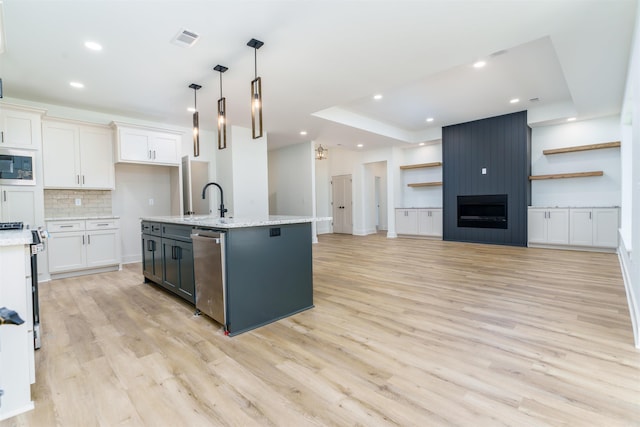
442, 111, 531, 246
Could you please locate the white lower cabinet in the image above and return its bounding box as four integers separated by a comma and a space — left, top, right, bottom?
47, 219, 120, 275
569, 208, 619, 248
396, 208, 442, 237
529, 207, 618, 251
395, 209, 418, 235
528, 208, 569, 245
417, 209, 443, 237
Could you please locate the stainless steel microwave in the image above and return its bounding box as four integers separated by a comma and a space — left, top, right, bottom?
0, 149, 35, 186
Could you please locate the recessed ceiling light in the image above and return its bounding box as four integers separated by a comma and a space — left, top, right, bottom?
84, 41, 102, 51
69, 81, 84, 89
419, 143, 425, 146
473, 60, 486, 68
373, 94, 383, 100
357, 143, 364, 148
510, 98, 520, 104
300, 131, 307, 136
567, 117, 576, 122
426, 117, 434, 122
187, 107, 196, 112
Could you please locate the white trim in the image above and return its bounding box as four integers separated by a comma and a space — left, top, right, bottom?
618, 231, 639, 348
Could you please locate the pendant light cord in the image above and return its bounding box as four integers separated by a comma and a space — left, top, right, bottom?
219, 72, 223, 96
254, 47, 257, 79
193, 88, 197, 110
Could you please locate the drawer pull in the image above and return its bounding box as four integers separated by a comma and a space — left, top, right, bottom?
96, 223, 110, 226
60, 225, 74, 228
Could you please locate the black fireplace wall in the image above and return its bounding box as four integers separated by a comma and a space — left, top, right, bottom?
442, 111, 531, 246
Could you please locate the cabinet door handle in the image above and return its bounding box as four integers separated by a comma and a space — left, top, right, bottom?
82, 235, 85, 245
2, 191, 5, 202
88, 235, 91, 244
589, 212, 592, 220
153, 150, 156, 160
1, 131, 3, 143
82, 175, 85, 185
176, 246, 182, 260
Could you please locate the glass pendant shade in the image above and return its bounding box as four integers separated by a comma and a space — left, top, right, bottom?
251, 77, 263, 139
189, 83, 202, 157
218, 97, 227, 149
192, 111, 199, 157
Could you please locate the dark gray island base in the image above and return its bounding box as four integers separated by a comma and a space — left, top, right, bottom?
141, 216, 317, 336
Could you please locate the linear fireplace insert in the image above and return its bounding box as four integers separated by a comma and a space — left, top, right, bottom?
457, 194, 508, 229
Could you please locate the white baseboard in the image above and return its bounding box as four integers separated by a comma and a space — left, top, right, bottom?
618, 233, 640, 349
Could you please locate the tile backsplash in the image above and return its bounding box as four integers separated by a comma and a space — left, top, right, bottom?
44, 190, 113, 218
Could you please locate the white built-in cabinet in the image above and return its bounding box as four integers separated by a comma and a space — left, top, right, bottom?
112, 122, 181, 166
528, 207, 618, 251
569, 208, 619, 248
395, 208, 442, 237
47, 218, 120, 275
527, 208, 569, 245
0, 105, 41, 149
42, 119, 114, 189
0, 186, 38, 226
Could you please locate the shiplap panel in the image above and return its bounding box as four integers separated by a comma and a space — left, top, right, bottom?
442, 111, 531, 246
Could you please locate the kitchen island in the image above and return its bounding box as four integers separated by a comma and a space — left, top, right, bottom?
140, 215, 329, 336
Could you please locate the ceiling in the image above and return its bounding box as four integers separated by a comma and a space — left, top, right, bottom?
0, 0, 636, 151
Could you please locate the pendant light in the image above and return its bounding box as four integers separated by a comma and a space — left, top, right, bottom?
213, 65, 228, 150
247, 38, 264, 139
189, 83, 202, 157
316, 144, 328, 160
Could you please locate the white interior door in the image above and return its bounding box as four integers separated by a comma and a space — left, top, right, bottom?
332, 175, 352, 234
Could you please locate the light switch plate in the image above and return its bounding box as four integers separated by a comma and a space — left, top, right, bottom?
75, 198, 81, 206
481, 168, 487, 175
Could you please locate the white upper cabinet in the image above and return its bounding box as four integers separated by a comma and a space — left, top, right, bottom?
112, 122, 182, 166
0, 186, 37, 226
0, 105, 43, 149
42, 119, 114, 189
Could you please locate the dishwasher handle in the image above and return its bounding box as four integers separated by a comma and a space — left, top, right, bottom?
191, 231, 221, 244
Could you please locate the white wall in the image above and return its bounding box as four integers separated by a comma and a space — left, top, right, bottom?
113, 163, 173, 263
531, 116, 622, 207
315, 155, 331, 234
618, 1, 640, 348
400, 142, 443, 208
230, 126, 269, 217
268, 142, 313, 216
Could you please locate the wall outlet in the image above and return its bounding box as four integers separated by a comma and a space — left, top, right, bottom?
75, 198, 82, 206
148, 198, 154, 206
481, 168, 487, 175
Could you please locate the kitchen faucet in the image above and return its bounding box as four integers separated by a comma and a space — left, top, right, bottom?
202, 182, 228, 218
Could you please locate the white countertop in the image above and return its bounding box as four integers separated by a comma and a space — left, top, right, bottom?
45, 216, 120, 221
528, 206, 620, 209
0, 229, 33, 247
141, 215, 332, 229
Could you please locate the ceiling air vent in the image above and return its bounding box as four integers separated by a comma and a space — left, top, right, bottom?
171, 28, 200, 48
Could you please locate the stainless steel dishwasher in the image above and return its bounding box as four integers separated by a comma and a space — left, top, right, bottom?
191, 229, 226, 326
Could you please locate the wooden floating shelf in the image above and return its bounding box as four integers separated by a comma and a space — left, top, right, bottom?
543, 141, 620, 155
529, 171, 604, 181
400, 162, 442, 170
407, 181, 443, 187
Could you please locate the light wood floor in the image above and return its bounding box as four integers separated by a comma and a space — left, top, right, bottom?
2, 234, 639, 426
